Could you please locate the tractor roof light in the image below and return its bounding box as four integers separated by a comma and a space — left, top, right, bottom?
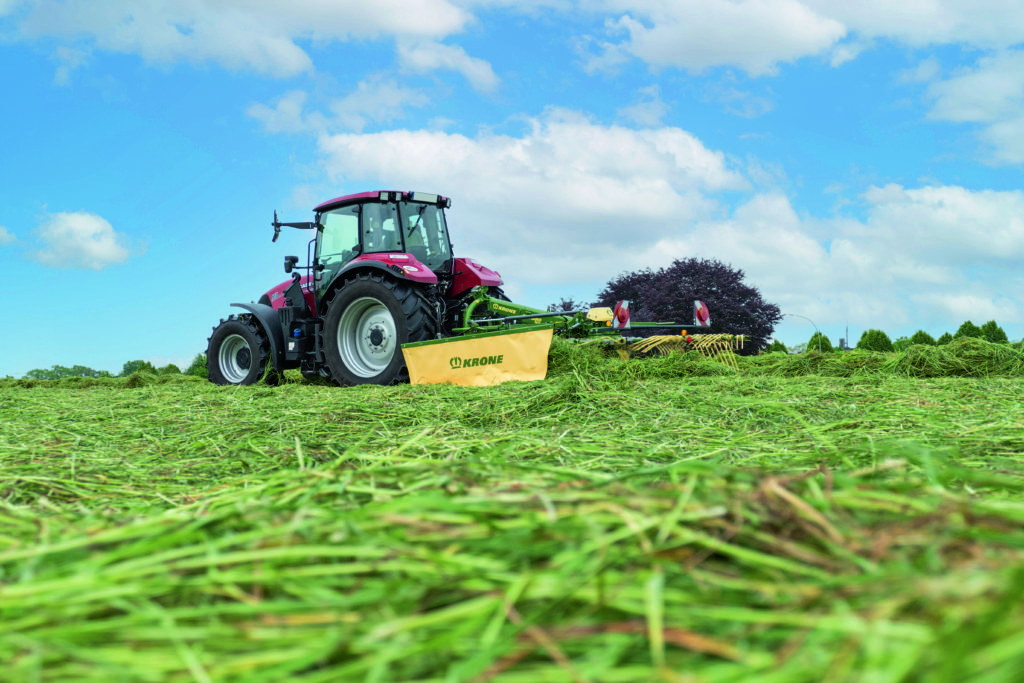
411, 192, 437, 204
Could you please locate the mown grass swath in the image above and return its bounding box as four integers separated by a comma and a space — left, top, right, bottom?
2, 336, 1024, 681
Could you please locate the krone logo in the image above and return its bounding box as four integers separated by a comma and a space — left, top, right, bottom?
449, 354, 504, 370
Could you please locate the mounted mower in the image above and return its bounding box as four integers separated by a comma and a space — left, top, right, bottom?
205, 190, 742, 387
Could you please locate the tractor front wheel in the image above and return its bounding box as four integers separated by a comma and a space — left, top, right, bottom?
323, 273, 437, 386
206, 315, 279, 386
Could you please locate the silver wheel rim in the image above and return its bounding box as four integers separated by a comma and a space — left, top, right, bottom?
218, 333, 252, 383
338, 296, 397, 378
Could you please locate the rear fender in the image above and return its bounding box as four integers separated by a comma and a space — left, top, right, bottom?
231, 303, 285, 370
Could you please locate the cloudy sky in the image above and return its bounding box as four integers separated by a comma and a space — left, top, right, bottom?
3, 0, 1024, 375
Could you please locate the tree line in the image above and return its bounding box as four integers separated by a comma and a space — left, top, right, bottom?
775, 320, 1015, 354
19, 354, 208, 380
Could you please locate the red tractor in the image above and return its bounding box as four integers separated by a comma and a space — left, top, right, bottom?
206, 190, 504, 386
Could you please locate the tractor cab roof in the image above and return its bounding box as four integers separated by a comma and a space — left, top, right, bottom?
315, 191, 451, 213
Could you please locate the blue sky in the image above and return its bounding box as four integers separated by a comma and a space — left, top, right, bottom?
2, 0, 1024, 376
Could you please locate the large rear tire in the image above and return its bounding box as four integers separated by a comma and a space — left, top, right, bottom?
323, 273, 437, 386
206, 315, 279, 386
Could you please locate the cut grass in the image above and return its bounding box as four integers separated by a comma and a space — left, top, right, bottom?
2, 338, 1024, 681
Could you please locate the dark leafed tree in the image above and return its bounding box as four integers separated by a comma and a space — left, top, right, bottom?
594, 258, 782, 355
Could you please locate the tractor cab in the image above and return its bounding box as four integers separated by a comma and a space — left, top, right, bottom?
211, 189, 504, 388
314, 191, 454, 301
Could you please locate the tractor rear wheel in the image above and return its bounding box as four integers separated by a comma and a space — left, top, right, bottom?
323, 273, 437, 386
206, 315, 279, 386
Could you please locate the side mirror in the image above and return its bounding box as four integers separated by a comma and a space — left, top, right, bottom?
284, 255, 299, 273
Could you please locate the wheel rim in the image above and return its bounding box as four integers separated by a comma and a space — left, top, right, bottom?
218, 334, 252, 383
337, 296, 398, 378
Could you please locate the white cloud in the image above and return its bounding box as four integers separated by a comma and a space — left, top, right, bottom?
804, 0, 1024, 50
925, 50, 1024, 163
617, 84, 669, 126
644, 184, 1024, 332
927, 51, 1024, 123
397, 40, 500, 93
590, 0, 847, 76
978, 115, 1024, 165
246, 90, 320, 134
30, 211, 136, 270
329, 77, 431, 132
574, 31, 633, 75
15, 0, 471, 77
745, 156, 788, 187
703, 81, 775, 118
315, 110, 747, 283
247, 79, 430, 135
898, 56, 941, 84
829, 38, 871, 67
580, 1, 1024, 76
0, 226, 15, 245
51, 45, 89, 85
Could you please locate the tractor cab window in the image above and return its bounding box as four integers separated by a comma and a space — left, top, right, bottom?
361, 201, 401, 253
317, 205, 360, 296
398, 200, 452, 274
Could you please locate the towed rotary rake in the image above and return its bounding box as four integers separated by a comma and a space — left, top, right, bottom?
401, 288, 745, 385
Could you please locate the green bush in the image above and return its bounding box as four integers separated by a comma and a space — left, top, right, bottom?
806, 331, 833, 353
910, 330, 936, 346
892, 336, 912, 352
954, 321, 983, 340
980, 320, 1009, 344
857, 329, 894, 353
185, 354, 208, 379
936, 332, 953, 345
767, 339, 788, 354
121, 360, 157, 377
158, 364, 182, 375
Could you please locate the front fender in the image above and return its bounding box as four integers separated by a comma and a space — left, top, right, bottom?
231, 303, 285, 370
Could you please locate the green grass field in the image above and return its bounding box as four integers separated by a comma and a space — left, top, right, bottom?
3, 338, 1024, 682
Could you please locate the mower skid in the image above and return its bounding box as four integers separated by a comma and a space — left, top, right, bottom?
401, 327, 554, 387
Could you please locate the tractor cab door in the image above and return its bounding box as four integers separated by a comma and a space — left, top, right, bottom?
315, 204, 360, 301
397, 199, 453, 277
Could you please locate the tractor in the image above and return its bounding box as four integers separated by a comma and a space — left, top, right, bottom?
206, 190, 505, 387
